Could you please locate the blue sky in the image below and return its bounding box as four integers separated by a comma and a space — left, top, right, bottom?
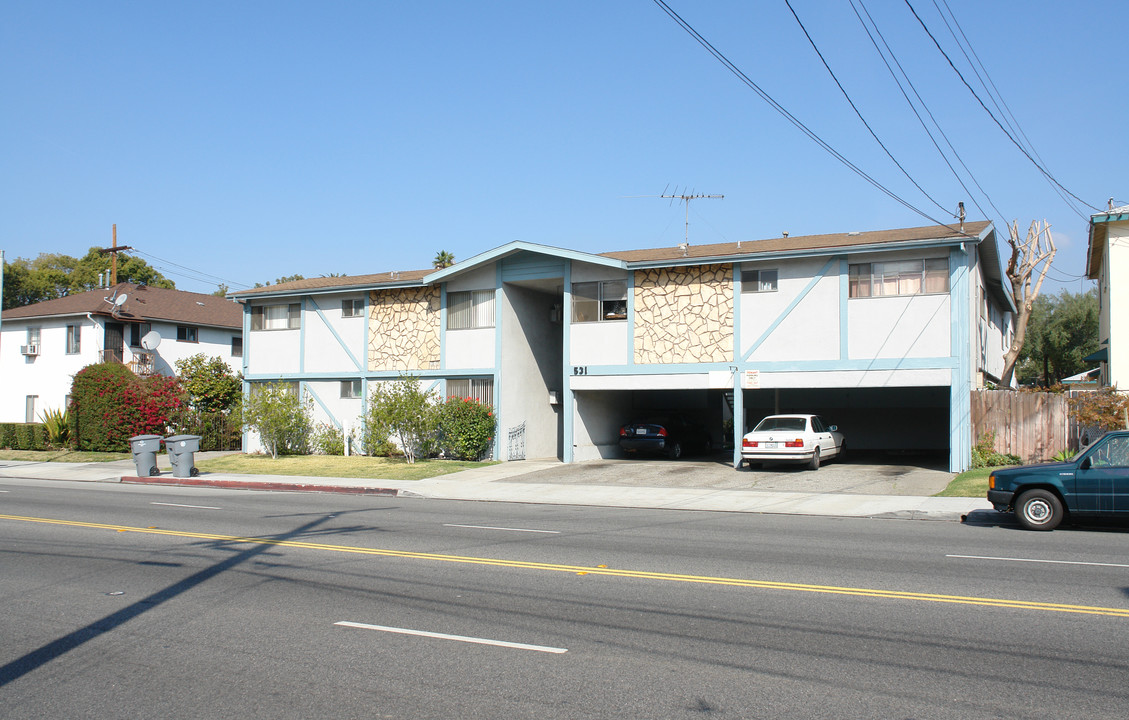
2, 1, 1121, 296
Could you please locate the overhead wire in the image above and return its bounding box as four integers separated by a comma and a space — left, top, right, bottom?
650, 0, 959, 232
850, 0, 1004, 226
783, 0, 952, 218
931, 0, 1086, 222
128, 248, 251, 290
902, 0, 1100, 214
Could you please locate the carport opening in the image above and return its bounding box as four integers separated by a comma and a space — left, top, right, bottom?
741, 386, 949, 469
574, 388, 732, 462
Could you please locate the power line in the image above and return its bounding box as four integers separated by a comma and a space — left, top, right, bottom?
783, 0, 951, 218
129, 248, 251, 290
850, 0, 1004, 226
903, 0, 1099, 214
650, 0, 959, 233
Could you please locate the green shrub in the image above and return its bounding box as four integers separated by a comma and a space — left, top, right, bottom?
436, 396, 495, 460
364, 376, 437, 463
311, 422, 349, 456
1051, 448, 1077, 462
70, 363, 185, 452
39, 407, 70, 447
970, 430, 1022, 469
243, 382, 312, 458
0, 423, 47, 450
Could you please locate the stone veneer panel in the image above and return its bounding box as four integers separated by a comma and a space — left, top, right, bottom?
368, 287, 441, 371
634, 264, 733, 364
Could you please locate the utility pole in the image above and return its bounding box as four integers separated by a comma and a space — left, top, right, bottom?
98, 224, 132, 286
660, 189, 724, 247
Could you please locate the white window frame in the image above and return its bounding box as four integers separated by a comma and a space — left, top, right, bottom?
66, 324, 81, 354
571, 280, 627, 323
340, 379, 362, 399
251, 303, 301, 331
741, 269, 778, 293
848, 258, 949, 298
447, 290, 495, 330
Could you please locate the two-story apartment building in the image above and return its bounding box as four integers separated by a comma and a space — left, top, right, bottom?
0, 283, 243, 423
1086, 203, 1128, 388
232, 221, 1013, 472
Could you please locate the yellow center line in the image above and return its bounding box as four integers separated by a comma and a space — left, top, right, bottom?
5, 513, 1129, 618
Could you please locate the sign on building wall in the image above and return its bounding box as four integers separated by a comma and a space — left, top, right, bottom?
743, 370, 760, 389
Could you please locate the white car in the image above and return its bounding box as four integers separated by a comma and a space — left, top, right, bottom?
740, 414, 844, 470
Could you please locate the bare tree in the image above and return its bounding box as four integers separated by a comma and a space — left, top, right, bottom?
1001, 219, 1056, 387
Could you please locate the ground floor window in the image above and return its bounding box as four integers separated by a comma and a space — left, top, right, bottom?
341, 379, 362, 398
447, 378, 493, 406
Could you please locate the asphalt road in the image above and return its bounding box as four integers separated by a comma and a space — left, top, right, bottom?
3, 478, 1129, 719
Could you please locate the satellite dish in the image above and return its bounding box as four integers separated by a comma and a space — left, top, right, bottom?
141, 330, 161, 351
114, 294, 128, 307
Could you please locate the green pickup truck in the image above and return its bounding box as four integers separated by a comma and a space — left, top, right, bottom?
988, 430, 1129, 530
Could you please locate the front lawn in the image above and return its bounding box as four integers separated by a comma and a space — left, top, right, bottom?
0, 449, 131, 463
934, 467, 998, 498
195, 454, 496, 481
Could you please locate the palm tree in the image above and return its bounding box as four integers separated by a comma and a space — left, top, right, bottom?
433, 250, 455, 269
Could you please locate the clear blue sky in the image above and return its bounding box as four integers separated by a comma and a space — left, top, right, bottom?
2, 1, 1121, 296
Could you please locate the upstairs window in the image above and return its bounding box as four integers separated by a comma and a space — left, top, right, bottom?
66, 325, 81, 354
447, 290, 495, 330
741, 269, 778, 293
129, 322, 151, 348
341, 299, 364, 318
177, 326, 199, 343
571, 280, 627, 322
251, 303, 301, 330
849, 258, 948, 298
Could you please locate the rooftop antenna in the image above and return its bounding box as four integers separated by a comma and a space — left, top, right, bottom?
660, 186, 723, 249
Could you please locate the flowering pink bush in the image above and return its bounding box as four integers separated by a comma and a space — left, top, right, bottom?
436, 395, 495, 460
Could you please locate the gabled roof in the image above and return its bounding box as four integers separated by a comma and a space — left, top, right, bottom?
1, 283, 242, 329
1086, 205, 1129, 279
225, 221, 993, 299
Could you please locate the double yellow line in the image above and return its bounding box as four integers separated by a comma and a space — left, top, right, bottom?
5, 513, 1128, 618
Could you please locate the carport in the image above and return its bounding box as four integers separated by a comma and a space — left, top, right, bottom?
740, 385, 950, 456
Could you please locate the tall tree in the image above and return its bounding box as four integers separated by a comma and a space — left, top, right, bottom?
1000, 220, 1056, 387
2, 248, 174, 310
1016, 289, 1099, 386
433, 250, 455, 269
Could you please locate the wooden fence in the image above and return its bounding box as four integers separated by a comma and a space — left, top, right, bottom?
970, 389, 1072, 464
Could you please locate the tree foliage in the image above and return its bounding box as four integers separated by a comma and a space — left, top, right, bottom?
2, 248, 174, 310
69, 362, 185, 451
364, 376, 437, 463
1069, 388, 1129, 435
1015, 289, 1099, 386
243, 383, 312, 458
175, 354, 242, 413
253, 274, 305, 288
433, 250, 455, 269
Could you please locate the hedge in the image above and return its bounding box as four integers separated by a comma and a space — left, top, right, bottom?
0, 423, 48, 450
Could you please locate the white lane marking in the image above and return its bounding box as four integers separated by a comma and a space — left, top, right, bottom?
948, 554, 1129, 569
335, 621, 567, 654
0, 490, 9, 493
443, 523, 560, 534
150, 502, 221, 510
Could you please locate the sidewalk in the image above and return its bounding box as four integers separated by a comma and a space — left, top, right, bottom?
0, 456, 993, 522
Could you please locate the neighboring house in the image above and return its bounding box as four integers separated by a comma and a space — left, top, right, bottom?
1086, 203, 1129, 389
231, 221, 1013, 472
0, 283, 243, 423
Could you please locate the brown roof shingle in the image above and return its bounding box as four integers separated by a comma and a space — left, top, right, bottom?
2, 283, 242, 329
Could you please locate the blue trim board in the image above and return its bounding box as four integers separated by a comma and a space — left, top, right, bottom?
305, 383, 341, 430
571, 357, 957, 377
493, 262, 503, 461
626, 270, 636, 365
562, 260, 574, 463
426, 240, 625, 284
949, 245, 972, 472
308, 296, 362, 371
241, 303, 252, 451
245, 369, 496, 382
362, 290, 371, 373
743, 257, 836, 361
732, 265, 741, 362
299, 297, 307, 374
732, 371, 744, 468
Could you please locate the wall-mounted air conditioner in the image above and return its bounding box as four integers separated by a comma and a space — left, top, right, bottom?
20, 344, 39, 356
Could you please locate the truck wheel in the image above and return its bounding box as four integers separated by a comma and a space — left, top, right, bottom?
1015, 489, 1063, 531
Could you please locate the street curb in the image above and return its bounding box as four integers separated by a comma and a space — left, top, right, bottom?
120, 476, 402, 496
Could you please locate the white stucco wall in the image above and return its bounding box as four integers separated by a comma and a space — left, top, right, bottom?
741, 257, 840, 362
570, 322, 629, 366
0, 315, 240, 423
445, 328, 495, 369
301, 294, 367, 374
1107, 223, 1129, 389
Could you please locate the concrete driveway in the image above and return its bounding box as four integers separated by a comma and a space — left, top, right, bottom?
503, 451, 955, 496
